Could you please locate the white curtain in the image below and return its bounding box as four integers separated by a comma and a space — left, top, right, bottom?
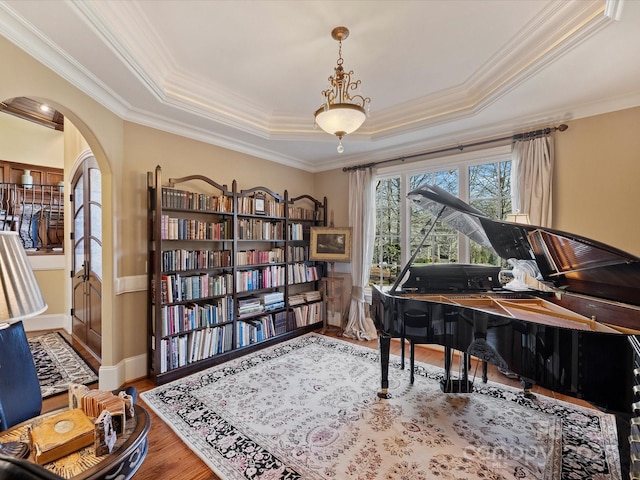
511, 135, 554, 227
342, 168, 377, 341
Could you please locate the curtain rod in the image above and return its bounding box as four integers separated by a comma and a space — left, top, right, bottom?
342, 123, 568, 172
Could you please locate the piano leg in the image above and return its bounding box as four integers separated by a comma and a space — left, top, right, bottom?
440, 347, 474, 393
410, 341, 415, 384
520, 377, 536, 399
378, 334, 392, 399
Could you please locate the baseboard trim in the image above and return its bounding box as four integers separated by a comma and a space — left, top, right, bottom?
22, 313, 70, 333
98, 353, 148, 391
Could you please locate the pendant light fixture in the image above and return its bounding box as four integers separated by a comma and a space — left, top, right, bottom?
314, 26, 370, 153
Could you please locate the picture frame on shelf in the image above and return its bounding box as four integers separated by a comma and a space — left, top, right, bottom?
254, 193, 266, 215
309, 226, 352, 262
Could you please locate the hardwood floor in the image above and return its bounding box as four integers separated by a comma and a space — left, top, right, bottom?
41, 329, 600, 480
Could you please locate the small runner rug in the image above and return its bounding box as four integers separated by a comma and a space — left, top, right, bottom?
28, 331, 98, 399
141, 333, 621, 480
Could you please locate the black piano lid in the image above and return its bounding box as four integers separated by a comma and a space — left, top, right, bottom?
408, 184, 640, 306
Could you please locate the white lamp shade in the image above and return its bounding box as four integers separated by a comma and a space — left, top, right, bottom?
315, 103, 366, 136
0, 231, 47, 322
506, 213, 531, 225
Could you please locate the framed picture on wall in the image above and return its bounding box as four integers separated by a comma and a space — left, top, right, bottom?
309, 226, 352, 262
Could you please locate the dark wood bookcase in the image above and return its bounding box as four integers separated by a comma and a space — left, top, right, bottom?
147, 166, 326, 384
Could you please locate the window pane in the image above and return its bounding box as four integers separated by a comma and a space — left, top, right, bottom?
409, 170, 459, 264
371, 155, 511, 287
371, 177, 401, 286
469, 160, 511, 265
74, 178, 83, 215
74, 239, 84, 275
91, 238, 102, 280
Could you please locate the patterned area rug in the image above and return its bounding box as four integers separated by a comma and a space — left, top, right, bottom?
141, 333, 621, 480
28, 332, 98, 399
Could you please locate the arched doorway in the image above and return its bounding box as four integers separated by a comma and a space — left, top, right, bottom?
71, 154, 102, 360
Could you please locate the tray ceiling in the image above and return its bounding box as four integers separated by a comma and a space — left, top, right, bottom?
0, 0, 639, 172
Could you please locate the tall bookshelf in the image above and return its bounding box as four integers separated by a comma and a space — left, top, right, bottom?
147, 166, 326, 384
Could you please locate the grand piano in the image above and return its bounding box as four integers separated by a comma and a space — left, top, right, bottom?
371, 184, 640, 417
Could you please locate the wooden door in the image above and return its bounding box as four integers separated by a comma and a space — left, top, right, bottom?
71, 156, 102, 359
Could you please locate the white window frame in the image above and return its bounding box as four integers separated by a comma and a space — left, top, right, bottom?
375, 145, 511, 268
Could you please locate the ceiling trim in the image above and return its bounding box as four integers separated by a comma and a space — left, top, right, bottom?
66, 0, 612, 142
0, 2, 132, 119
1, 0, 634, 174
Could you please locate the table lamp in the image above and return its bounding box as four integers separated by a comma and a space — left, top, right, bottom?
0, 231, 47, 458
0, 231, 47, 323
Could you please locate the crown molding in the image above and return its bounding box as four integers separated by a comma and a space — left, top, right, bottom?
1, 0, 634, 175
0, 2, 131, 118
67, 0, 614, 142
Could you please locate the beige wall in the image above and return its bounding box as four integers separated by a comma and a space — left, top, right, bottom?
3, 31, 640, 386
555, 107, 640, 257
0, 112, 63, 167
315, 169, 350, 228
120, 122, 316, 278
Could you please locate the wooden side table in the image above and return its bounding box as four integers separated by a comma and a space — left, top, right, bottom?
321, 276, 344, 334
0, 404, 150, 479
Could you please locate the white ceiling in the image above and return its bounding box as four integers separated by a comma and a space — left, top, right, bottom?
1, 0, 639, 173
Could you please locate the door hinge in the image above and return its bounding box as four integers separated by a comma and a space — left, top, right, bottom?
70, 308, 74, 316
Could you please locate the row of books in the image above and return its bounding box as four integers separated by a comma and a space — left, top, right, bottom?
161, 246, 313, 273
161, 187, 233, 212
235, 266, 286, 292
288, 206, 320, 220
237, 315, 276, 347
156, 289, 324, 338
234, 263, 321, 293
161, 272, 232, 303
160, 187, 322, 222
236, 247, 284, 265
287, 223, 306, 241
237, 195, 285, 216
237, 218, 284, 240
288, 263, 321, 284
157, 324, 234, 373
161, 215, 231, 241
288, 245, 309, 262
237, 308, 324, 347
292, 301, 324, 328
160, 297, 232, 337
162, 248, 232, 272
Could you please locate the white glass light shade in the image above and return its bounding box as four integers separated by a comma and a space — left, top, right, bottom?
0, 232, 47, 322
314, 103, 367, 137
